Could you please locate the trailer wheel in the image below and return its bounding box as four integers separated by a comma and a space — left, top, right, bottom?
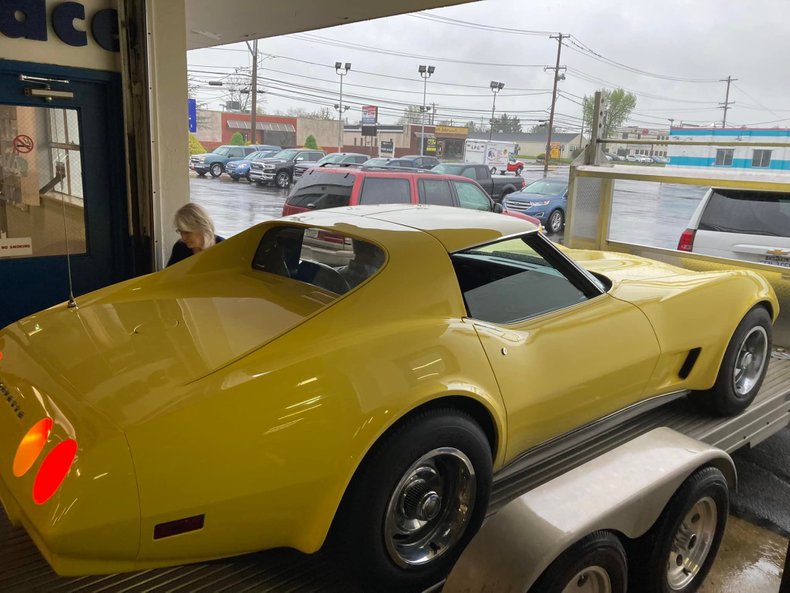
698, 306, 772, 416
529, 531, 627, 593
629, 466, 728, 593
490, 166, 498, 174
515, 165, 523, 175
328, 408, 492, 592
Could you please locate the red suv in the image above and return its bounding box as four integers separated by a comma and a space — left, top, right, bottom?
282, 168, 540, 226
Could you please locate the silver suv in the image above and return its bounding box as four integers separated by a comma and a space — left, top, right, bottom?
678, 187, 790, 268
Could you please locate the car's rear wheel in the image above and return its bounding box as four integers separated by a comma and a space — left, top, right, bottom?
529, 531, 627, 593
548, 209, 565, 234
697, 306, 772, 415
275, 170, 291, 189
329, 408, 492, 592
209, 162, 223, 177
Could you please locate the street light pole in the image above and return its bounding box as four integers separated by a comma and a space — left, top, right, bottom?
488, 81, 504, 141
335, 62, 351, 152
418, 65, 435, 156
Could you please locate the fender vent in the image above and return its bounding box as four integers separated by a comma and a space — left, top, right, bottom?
679, 347, 702, 379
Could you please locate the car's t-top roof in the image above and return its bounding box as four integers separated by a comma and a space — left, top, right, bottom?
283, 205, 538, 252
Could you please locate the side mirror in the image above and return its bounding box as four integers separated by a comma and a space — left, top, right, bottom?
295, 156, 305, 162
493, 202, 504, 213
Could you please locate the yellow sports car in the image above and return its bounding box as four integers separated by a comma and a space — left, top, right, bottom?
0, 205, 778, 591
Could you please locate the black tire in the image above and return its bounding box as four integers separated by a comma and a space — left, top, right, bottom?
246, 172, 252, 182
328, 408, 492, 592
628, 466, 728, 593
547, 208, 565, 234
209, 162, 223, 177
530, 531, 627, 593
515, 166, 523, 175
275, 170, 291, 189
696, 306, 772, 416
490, 166, 498, 175
197, 172, 206, 177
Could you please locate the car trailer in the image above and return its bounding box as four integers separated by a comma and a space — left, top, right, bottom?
1, 355, 788, 592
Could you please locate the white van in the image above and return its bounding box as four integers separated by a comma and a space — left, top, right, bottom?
678, 187, 790, 267
463, 139, 517, 174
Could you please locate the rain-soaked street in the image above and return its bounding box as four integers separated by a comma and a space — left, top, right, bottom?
190, 170, 790, 590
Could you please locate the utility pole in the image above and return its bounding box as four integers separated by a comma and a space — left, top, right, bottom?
544, 33, 568, 176
246, 40, 258, 144
579, 108, 585, 154
719, 75, 737, 128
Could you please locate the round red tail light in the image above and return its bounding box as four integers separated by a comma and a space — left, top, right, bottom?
33, 439, 78, 505
13, 418, 53, 478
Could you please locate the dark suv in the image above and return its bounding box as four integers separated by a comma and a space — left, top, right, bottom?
190, 144, 278, 178
293, 152, 369, 179
282, 168, 539, 228
249, 148, 326, 188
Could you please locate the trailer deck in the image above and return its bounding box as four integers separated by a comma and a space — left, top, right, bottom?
1, 356, 788, 593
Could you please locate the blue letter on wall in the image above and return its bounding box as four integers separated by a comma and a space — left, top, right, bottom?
52, 2, 87, 47
0, 0, 47, 41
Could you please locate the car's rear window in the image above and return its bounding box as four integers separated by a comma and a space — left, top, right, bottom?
253, 225, 385, 295
359, 177, 411, 205
286, 171, 356, 210
700, 189, 790, 237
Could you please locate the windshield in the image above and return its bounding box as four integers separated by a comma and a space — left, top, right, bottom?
273, 149, 301, 160
213, 147, 231, 156
521, 180, 567, 196
317, 154, 347, 165
432, 164, 464, 175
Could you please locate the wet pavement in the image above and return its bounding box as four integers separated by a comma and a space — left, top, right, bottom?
189, 170, 790, 590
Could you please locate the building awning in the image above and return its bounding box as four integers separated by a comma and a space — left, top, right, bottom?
227, 120, 295, 132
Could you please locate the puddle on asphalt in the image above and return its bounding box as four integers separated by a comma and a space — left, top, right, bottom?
699, 515, 787, 593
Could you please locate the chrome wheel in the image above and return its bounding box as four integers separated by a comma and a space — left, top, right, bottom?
733, 326, 768, 397
384, 447, 476, 567
548, 209, 564, 233
275, 171, 291, 188
561, 566, 612, 593
666, 496, 718, 589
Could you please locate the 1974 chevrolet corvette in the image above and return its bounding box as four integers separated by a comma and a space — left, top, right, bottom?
0, 205, 778, 590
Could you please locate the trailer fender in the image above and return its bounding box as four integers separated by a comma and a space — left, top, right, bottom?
443, 427, 736, 593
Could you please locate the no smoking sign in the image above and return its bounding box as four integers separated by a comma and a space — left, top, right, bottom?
12, 135, 34, 154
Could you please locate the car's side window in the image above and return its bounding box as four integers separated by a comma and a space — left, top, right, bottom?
451, 233, 599, 324
460, 167, 476, 180
359, 177, 412, 205
253, 226, 385, 295
453, 181, 491, 211
229, 148, 244, 158
419, 178, 454, 206
308, 152, 323, 161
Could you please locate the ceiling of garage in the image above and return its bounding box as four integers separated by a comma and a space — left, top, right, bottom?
185, 0, 475, 49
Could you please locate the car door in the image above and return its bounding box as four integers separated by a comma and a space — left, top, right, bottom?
453, 233, 660, 460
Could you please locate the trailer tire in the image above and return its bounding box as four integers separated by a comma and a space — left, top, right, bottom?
328, 408, 492, 592
697, 306, 772, 416
529, 531, 627, 593
515, 165, 523, 175
629, 466, 728, 593
490, 166, 498, 174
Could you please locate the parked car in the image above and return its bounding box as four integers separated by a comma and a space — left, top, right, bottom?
0, 205, 776, 590
190, 144, 280, 177
293, 152, 369, 179
432, 162, 526, 203
361, 157, 392, 167
282, 167, 540, 228
249, 148, 326, 188
678, 186, 790, 267
400, 154, 441, 169
625, 154, 639, 163
225, 149, 281, 181
503, 177, 569, 234
506, 157, 525, 175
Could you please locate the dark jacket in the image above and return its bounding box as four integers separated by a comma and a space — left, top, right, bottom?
167, 235, 224, 267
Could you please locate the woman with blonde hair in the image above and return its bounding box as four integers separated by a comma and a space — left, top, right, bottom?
167, 202, 224, 266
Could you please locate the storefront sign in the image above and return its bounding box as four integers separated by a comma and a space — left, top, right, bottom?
0, 2, 120, 52
426, 137, 437, 154
0, 237, 33, 257
361, 105, 378, 125
380, 140, 394, 155
435, 125, 468, 136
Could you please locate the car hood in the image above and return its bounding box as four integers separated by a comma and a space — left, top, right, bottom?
1, 268, 331, 429
508, 191, 562, 202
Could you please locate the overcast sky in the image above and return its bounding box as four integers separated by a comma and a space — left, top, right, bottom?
187, 0, 790, 132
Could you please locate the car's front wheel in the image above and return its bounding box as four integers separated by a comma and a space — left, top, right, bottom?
275, 170, 291, 189
209, 162, 223, 177
547, 208, 565, 234
329, 408, 492, 592
697, 306, 772, 415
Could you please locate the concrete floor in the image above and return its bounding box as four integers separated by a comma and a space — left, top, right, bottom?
700, 515, 788, 593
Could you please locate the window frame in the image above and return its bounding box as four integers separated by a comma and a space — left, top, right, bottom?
752, 149, 772, 168
715, 148, 734, 166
